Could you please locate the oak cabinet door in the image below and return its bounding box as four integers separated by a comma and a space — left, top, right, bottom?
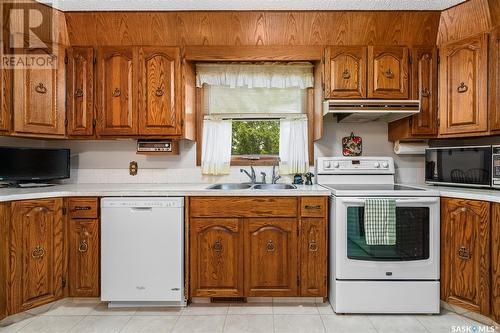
492, 203, 500, 323
440, 198, 490, 315
491, 29, 500, 132
67, 47, 94, 136
0, 42, 9, 133
68, 219, 100, 297
244, 218, 298, 296
325, 46, 367, 99
9, 199, 64, 313
368, 46, 409, 99
13, 48, 65, 137
439, 34, 488, 136
411, 47, 438, 136
190, 218, 244, 297
300, 218, 327, 297
138, 47, 181, 136
96, 47, 138, 136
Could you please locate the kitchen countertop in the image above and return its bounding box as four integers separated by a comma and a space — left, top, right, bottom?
409, 184, 500, 204
0, 183, 332, 202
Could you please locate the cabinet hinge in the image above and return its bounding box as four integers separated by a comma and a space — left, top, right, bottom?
181, 119, 184, 127
437, 55, 440, 65
62, 207, 67, 215
92, 119, 97, 128
93, 57, 97, 65
62, 278, 66, 288
64, 118, 68, 127
297, 276, 300, 287
64, 54, 68, 64
437, 118, 440, 127
409, 55, 412, 65
322, 82, 325, 91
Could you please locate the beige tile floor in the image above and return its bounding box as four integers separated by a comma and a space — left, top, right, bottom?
0, 298, 498, 333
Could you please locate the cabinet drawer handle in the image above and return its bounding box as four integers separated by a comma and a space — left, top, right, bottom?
305, 205, 321, 210
35, 83, 47, 94
457, 82, 468, 93
384, 68, 394, 79
342, 69, 351, 79
32, 245, 45, 259
78, 240, 88, 253
73, 206, 92, 211
266, 240, 275, 252
155, 87, 164, 97
309, 240, 318, 252
458, 246, 470, 260
74, 88, 84, 98
213, 239, 223, 252
421, 88, 430, 98
112, 88, 121, 97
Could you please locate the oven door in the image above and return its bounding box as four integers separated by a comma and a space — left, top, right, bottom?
334, 196, 440, 280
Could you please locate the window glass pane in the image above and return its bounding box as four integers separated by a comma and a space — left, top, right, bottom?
232, 120, 279, 156
206, 86, 306, 114
346, 207, 430, 261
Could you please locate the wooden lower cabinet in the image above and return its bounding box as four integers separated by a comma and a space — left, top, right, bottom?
0, 203, 9, 320
440, 198, 490, 315
492, 203, 500, 323
68, 218, 100, 297
189, 196, 328, 298
190, 218, 244, 297
244, 218, 298, 296
9, 199, 64, 313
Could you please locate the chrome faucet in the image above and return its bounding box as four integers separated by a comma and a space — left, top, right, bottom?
240, 166, 256, 183
271, 165, 281, 184
260, 172, 267, 184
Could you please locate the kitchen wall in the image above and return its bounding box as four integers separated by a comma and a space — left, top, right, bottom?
0, 117, 425, 184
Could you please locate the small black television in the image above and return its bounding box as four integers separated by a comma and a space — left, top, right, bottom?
0, 147, 70, 182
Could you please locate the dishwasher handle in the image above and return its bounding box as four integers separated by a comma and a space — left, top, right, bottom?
130, 207, 153, 212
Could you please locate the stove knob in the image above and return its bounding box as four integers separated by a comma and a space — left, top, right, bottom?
333, 162, 340, 168
382, 162, 389, 168
374, 162, 380, 168
325, 161, 332, 169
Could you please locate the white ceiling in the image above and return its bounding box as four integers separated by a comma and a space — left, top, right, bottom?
38, 0, 466, 12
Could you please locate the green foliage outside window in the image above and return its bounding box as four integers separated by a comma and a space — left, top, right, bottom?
231, 120, 279, 156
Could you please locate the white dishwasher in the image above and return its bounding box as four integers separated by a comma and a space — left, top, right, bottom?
101, 197, 185, 307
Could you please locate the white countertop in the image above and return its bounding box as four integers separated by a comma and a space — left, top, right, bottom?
408, 184, 500, 204
0, 183, 332, 202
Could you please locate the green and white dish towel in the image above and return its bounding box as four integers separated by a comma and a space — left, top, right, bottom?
364, 198, 396, 245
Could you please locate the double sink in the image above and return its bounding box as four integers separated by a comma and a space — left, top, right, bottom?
207, 183, 297, 190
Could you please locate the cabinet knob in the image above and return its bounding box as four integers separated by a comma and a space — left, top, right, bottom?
74, 88, 84, 98
32, 245, 45, 259
421, 88, 430, 98
457, 82, 468, 93
342, 69, 351, 79
213, 239, 223, 252
35, 82, 47, 94
266, 240, 275, 252
309, 240, 318, 252
155, 87, 164, 97
112, 88, 121, 97
384, 68, 394, 79
78, 240, 88, 253
458, 246, 471, 260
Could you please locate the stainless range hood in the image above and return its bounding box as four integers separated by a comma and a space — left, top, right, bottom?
323, 99, 420, 123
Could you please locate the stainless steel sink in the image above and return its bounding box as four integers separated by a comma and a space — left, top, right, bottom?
206, 183, 253, 190
252, 184, 297, 190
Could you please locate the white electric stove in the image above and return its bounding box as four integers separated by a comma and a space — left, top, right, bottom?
316, 156, 440, 314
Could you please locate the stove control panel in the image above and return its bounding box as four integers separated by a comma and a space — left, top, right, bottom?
317, 157, 395, 175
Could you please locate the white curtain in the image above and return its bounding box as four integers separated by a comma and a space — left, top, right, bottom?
279, 117, 309, 175
196, 62, 314, 89
201, 120, 233, 175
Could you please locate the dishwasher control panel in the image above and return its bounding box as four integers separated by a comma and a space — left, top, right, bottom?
101, 197, 184, 208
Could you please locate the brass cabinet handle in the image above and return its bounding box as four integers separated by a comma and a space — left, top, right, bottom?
213, 239, 222, 252
266, 240, 275, 252
74, 206, 92, 211
342, 69, 351, 79
458, 246, 470, 260
309, 240, 318, 252
35, 83, 47, 94
457, 82, 468, 93
421, 88, 430, 98
112, 88, 121, 97
155, 87, 164, 97
78, 240, 88, 253
384, 68, 394, 79
305, 205, 321, 210
74, 88, 84, 98
32, 245, 45, 259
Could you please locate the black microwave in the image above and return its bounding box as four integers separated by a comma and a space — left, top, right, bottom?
425, 146, 493, 189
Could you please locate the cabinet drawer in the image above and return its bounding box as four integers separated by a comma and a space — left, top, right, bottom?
68, 198, 99, 218
300, 197, 327, 217
190, 197, 298, 218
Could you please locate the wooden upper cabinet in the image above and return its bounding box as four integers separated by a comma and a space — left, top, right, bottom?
9, 199, 64, 313
440, 198, 490, 315
411, 47, 438, 136
138, 47, 181, 136
190, 218, 244, 297
13, 47, 66, 137
244, 218, 298, 296
439, 34, 488, 136
96, 47, 138, 136
67, 47, 94, 136
491, 29, 500, 133
325, 46, 366, 98
368, 46, 409, 99
0, 43, 10, 133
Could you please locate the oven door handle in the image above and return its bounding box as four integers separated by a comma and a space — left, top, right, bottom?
341, 198, 439, 205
